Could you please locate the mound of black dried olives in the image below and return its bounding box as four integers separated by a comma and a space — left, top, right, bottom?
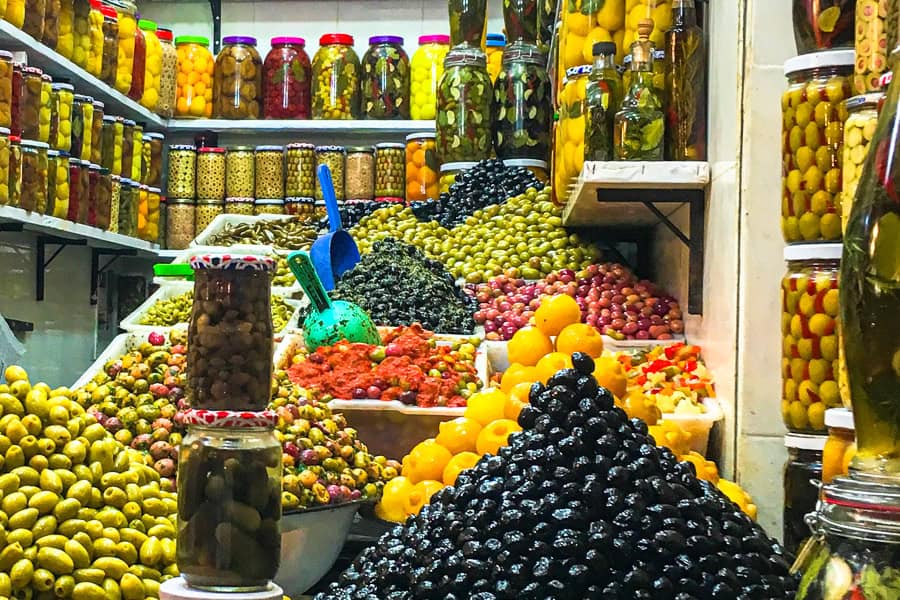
340, 201, 387, 229
314, 353, 797, 599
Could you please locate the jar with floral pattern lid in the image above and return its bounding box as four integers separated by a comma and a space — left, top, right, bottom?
224, 196, 254, 215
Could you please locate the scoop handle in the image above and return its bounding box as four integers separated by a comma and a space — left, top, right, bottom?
317, 164, 343, 234
287, 251, 332, 314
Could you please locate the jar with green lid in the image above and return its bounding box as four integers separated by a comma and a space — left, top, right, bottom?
374, 143, 404, 198
224, 197, 254, 215
783, 433, 825, 554
254, 198, 284, 215
38, 74, 52, 145
7, 136, 20, 208
0, 51, 12, 129
0, 129, 9, 205
285, 196, 313, 216
167, 144, 196, 199
45, 149, 69, 219
503, 158, 548, 184
120, 118, 135, 181
67, 158, 90, 224
345, 146, 374, 201
193, 146, 226, 201
485, 33, 505, 83
314, 146, 345, 202
49, 83, 73, 152
448, 0, 487, 50
225, 146, 254, 198
108, 173, 120, 232
410, 35, 450, 121
70, 94, 93, 162
175, 36, 214, 118
213, 36, 263, 119
312, 33, 361, 120
20, 140, 48, 213
361, 36, 410, 120
285, 143, 315, 198
493, 42, 552, 162
439, 161, 476, 194
436, 48, 492, 164
195, 198, 223, 233
165, 198, 193, 249
143, 131, 163, 187
255, 145, 284, 200
841, 93, 881, 235
20, 66, 43, 141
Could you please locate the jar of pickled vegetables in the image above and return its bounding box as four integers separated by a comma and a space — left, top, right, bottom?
37, 74, 52, 145
129, 122, 142, 182
448, 0, 488, 49
314, 145, 344, 202
196, 146, 225, 200
108, 0, 137, 94
140, 185, 161, 242
156, 194, 165, 245
438, 161, 475, 194
504, 158, 549, 184
255, 145, 284, 200
374, 142, 405, 199
0, 128, 9, 205
312, 34, 361, 120
254, 198, 283, 215
840, 93, 880, 234
493, 43, 552, 162
120, 118, 134, 181
225, 146, 254, 198
405, 132, 438, 202
559, 0, 627, 74
10, 64, 21, 139
537, 0, 556, 54
90, 100, 102, 165
22, 0, 46, 40
157, 28, 176, 118
410, 35, 450, 121
49, 83, 73, 152
7, 135, 20, 207
107, 173, 119, 231
436, 48, 493, 165
782, 50, 854, 242
625, 1, 671, 55
143, 132, 163, 187
793, 0, 855, 55
70, 94, 92, 162
98, 4, 117, 86
345, 146, 374, 201
554, 65, 589, 203
823, 408, 856, 484
175, 36, 214, 118
224, 197, 254, 216
285, 142, 314, 198
42, 0, 61, 50
167, 144, 196, 199
113, 177, 132, 235
19, 140, 48, 213
67, 158, 89, 223
101, 115, 123, 175
361, 36, 410, 120
0, 52, 11, 129
485, 33, 504, 82
263, 37, 311, 119
284, 197, 313, 216
72, 0, 102, 76
45, 149, 69, 218
781, 244, 843, 433
86, 162, 100, 226
57, 0, 73, 59
165, 197, 193, 249
138, 20, 161, 111
782, 433, 825, 555
214, 36, 263, 119
20, 66, 43, 142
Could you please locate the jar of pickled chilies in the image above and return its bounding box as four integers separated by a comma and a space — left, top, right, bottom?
225, 146, 254, 198
46, 149, 69, 219
554, 65, 589, 203
214, 36, 263, 119
99, 4, 118, 86
823, 407, 856, 484
840, 92, 880, 234
116, 177, 135, 236
139, 19, 162, 111
361, 35, 410, 120
436, 48, 493, 164
196, 146, 225, 200
410, 35, 450, 120
263, 37, 311, 119
255, 145, 284, 200
782, 50, 854, 243
20, 66, 43, 141
19, 140, 48, 213
0, 51, 12, 129
405, 132, 438, 202
312, 33, 360, 120
157, 28, 176, 118
345, 146, 374, 201
782, 433, 825, 555
285, 143, 314, 198
167, 144, 196, 199
175, 36, 214, 118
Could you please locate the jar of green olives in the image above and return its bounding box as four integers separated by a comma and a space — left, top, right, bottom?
196, 146, 226, 200
314, 145, 345, 202
436, 48, 492, 164
374, 142, 404, 199
345, 146, 374, 201
254, 198, 284, 215
226, 146, 254, 198
195, 198, 224, 233
101, 115, 124, 175
285, 142, 315, 198
361, 36, 410, 120
20, 140, 48, 213
312, 34, 360, 120
255, 145, 284, 200
214, 36, 263, 119
0, 129, 9, 205
165, 197, 194, 249
167, 144, 197, 199
493, 43, 552, 162
225, 197, 254, 215
46, 149, 70, 219
49, 83, 74, 152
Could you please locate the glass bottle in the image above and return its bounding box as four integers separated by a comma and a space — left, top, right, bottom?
584, 41, 623, 162
783, 434, 825, 555
665, 0, 706, 161
492, 42, 552, 162
537, 0, 557, 55
613, 19, 664, 161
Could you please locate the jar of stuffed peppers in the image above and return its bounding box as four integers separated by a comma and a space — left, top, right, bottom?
361, 36, 410, 120
345, 146, 374, 202
448, 0, 488, 49
19, 140, 48, 213
50, 83, 73, 152
254, 198, 283, 215
101, 115, 123, 175
285, 143, 315, 198
138, 19, 161, 111
374, 143, 404, 199
314, 145, 345, 202
0, 128, 9, 205
224, 197, 254, 216
165, 198, 193, 249
167, 144, 196, 199
38, 74, 52, 145
56, 0, 73, 59
853, 0, 897, 93
157, 28, 176, 118
67, 158, 89, 224
225, 146, 254, 198
120, 118, 135, 181
7, 135, 20, 208
255, 145, 284, 200
175, 36, 214, 118
116, 178, 136, 236
782, 433, 825, 554
20, 67, 43, 142
98, 4, 118, 86
46, 149, 69, 218
89, 100, 103, 165
823, 408, 856, 484
782, 50, 854, 243
840, 93, 880, 234
129, 122, 142, 182
0, 52, 12, 130
263, 37, 311, 119
22, 0, 46, 40
436, 47, 492, 164
404, 132, 438, 202
142, 132, 163, 187
410, 35, 450, 120
312, 34, 360, 120
69, 94, 91, 162
196, 146, 226, 200
107, 0, 137, 95
214, 36, 263, 119
493, 43, 552, 162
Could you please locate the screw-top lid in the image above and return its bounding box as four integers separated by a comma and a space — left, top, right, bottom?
225, 197, 255, 204
142, 132, 164, 140
285, 196, 314, 203
175, 36, 209, 47
227, 145, 255, 152
255, 198, 285, 205
223, 36, 257, 46
148, 186, 162, 194
89, 163, 102, 171
183, 409, 277, 428
845, 93, 883, 111
99, 5, 118, 19
138, 19, 157, 31
169, 144, 197, 151
315, 145, 345, 153
0, 50, 12, 60
51, 82, 74, 91
285, 142, 315, 151
122, 118, 136, 126
369, 35, 403, 46
21, 140, 50, 149
565, 65, 593, 78
406, 132, 436, 141
255, 145, 284, 152
0, 127, 9, 135
73, 94, 94, 103
784, 433, 827, 451
784, 49, 856, 77
419, 35, 450, 45
41, 73, 51, 81
486, 33, 506, 47
375, 142, 405, 150
440, 161, 478, 173
271, 36, 305, 46
93, 100, 104, 109
319, 33, 353, 46
346, 146, 374, 153
825, 408, 855, 430
783, 243, 843, 262
198, 146, 226, 153
48, 149, 59, 157
592, 41, 616, 57
22, 66, 42, 76
156, 28, 173, 42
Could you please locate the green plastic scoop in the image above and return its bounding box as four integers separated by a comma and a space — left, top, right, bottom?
287, 251, 381, 352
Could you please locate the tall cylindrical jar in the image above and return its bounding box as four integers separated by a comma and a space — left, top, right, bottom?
69, 94, 91, 161
7, 135, 20, 208
19, 140, 48, 213
782, 433, 825, 555
314, 145, 345, 202
225, 146, 254, 198
99, 4, 118, 86
448, 0, 487, 50
214, 36, 263, 119
436, 48, 493, 164
0, 128, 11, 205
90, 100, 103, 165
42, 0, 61, 50
165, 198, 194, 249
175, 36, 214, 118
143, 132, 163, 187
109, 0, 137, 95
840, 93, 880, 234
10, 64, 21, 139
117, 177, 136, 236
823, 408, 856, 484
120, 118, 135, 181
361, 36, 410, 120
374, 142, 404, 200
107, 173, 119, 231
405, 132, 438, 202
492, 42, 552, 162
66, 158, 88, 223
49, 83, 73, 152
157, 28, 177, 118
72, 0, 103, 77
409, 35, 450, 120
312, 34, 360, 120
167, 144, 196, 200
285, 143, 314, 198
95, 166, 113, 229
196, 146, 226, 201
139, 19, 161, 111
101, 115, 123, 175
57, 0, 74, 59
263, 37, 311, 119
46, 149, 69, 219
345, 146, 374, 202
0, 51, 12, 130
20, 66, 43, 141
22, 0, 46, 40
254, 145, 284, 200
38, 74, 52, 145
195, 198, 223, 233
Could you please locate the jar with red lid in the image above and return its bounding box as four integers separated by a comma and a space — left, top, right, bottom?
20, 66, 43, 141
213, 36, 262, 119
312, 33, 360, 120
263, 36, 311, 119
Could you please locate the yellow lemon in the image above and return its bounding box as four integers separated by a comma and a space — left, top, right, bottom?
404, 440, 453, 484
536, 352, 574, 384
435, 418, 482, 455
464, 389, 508, 426
476, 419, 522, 455
442, 452, 481, 486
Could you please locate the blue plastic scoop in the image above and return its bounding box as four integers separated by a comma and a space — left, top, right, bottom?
310, 164, 360, 291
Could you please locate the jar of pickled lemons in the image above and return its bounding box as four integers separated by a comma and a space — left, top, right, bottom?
101, 115, 123, 175
73, 0, 102, 76
38, 74, 51, 145
410, 34, 450, 120
5, 0, 24, 29
782, 50, 854, 243
559, 0, 628, 75
50, 82, 73, 153
554, 65, 589, 205
138, 19, 161, 111
485, 32, 505, 82
108, 0, 138, 95
57, 0, 74, 59
175, 36, 214, 118
840, 93, 880, 234
0, 51, 11, 129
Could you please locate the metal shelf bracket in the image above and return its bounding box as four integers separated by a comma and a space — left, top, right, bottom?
209, 0, 222, 54
36, 236, 87, 301
90, 248, 137, 305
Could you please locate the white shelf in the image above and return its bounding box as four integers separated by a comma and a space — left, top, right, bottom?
166, 119, 435, 135
0, 21, 165, 130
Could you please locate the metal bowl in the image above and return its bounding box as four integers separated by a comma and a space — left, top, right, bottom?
275, 500, 365, 597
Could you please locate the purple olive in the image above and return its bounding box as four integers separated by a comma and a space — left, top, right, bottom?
104, 417, 123, 433
300, 449, 320, 466
398, 391, 417, 405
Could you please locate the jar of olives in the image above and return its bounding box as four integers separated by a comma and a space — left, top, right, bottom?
448, 0, 488, 49
263, 37, 311, 119
196, 146, 226, 200
38, 74, 51, 145
22, 0, 46, 40
56, 0, 74, 59
254, 198, 283, 215
0, 51, 12, 129
255, 145, 284, 200
101, 115, 124, 175
410, 35, 450, 120
157, 28, 176, 118
405, 132, 438, 202
138, 19, 161, 111
20, 67, 43, 142
493, 43, 552, 162
175, 36, 214, 118
345, 146, 374, 201
131, 122, 142, 180
177, 409, 282, 591
214, 36, 263, 119
284, 196, 313, 216
167, 144, 196, 200
0, 128, 10, 205
142, 132, 163, 187
224, 197, 254, 215
225, 146, 254, 198
374, 143, 405, 199
436, 48, 493, 164
840, 93, 880, 235
853, 0, 896, 93
485, 33, 505, 82
19, 140, 48, 213
7, 135, 20, 208
285, 143, 315, 197
49, 82, 73, 152
782, 50, 854, 243
439, 161, 475, 194
45, 149, 69, 219
195, 198, 223, 233
361, 36, 410, 120
89, 100, 103, 165
312, 33, 361, 120
67, 158, 88, 223
782, 433, 825, 555
99, 4, 118, 87
823, 408, 856, 484
314, 145, 345, 202
165, 198, 194, 249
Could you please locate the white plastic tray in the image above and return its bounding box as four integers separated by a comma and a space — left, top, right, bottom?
72, 331, 181, 390
661, 397, 724, 456
191, 214, 307, 248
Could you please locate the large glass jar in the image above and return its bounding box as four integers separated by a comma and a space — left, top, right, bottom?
67, 158, 88, 223
853, 0, 897, 93
177, 412, 282, 591
42, 0, 60, 54
10, 64, 21, 139
374, 142, 404, 199
108, 0, 137, 94
783, 433, 825, 555
345, 146, 374, 202
101, 115, 123, 175
504, 0, 539, 45
45, 149, 69, 218
167, 144, 196, 199
120, 118, 134, 181
485, 33, 505, 82
225, 146, 254, 198
72, 0, 103, 76
436, 48, 492, 164
143, 132, 163, 187
165, 198, 194, 249
37, 74, 52, 145
50, 83, 73, 152
361, 36, 410, 120
554, 65, 589, 204
214, 36, 262, 119
126, 16, 146, 101
138, 19, 161, 111
405, 132, 438, 202
448, 0, 487, 49
312, 34, 360, 120
70, 94, 92, 162
793, 0, 855, 55
195, 198, 223, 233
117, 177, 136, 236
263, 37, 311, 119
196, 146, 225, 200
255, 145, 284, 200
492, 43, 552, 162
537, 0, 556, 54
129, 121, 142, 182
314, 145, 345, 202
175, 36, 214, 118
7, 135, 19, 207
410, 34, 450, 121
107, 173, 119, 232
841, 93, 880, 234
19, 140, 48, 213
157, 28, 176, 118
138, 184, 160, 242
56, 0, 73, 59
98, 4, 117, 86
22, 0, 46, 40
781, 244, 843, 433
90, 100, 103, 165
285, 142, 314, 198
823, 408, 856, 484
782, 50, 854, 242
0, 128, 10, 205
20, 66, 42, 141
0, 51, 11, 129
559, 0, 627, 74
187, 254, 276, 411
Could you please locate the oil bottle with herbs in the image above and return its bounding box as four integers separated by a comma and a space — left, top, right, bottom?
584, 41, 623, 162
665, 0, 706, 160
614, 19, 665, 160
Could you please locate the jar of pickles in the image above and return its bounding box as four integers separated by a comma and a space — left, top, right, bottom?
57, 0, 73, 59
361, 36, 410, 120
120, 118, 134, 180
86, 162, 100, 226
72, 0, 102, 76
345, 146, 374, 201
493, 43, 552, 162
285, 143, 314, 198
840, 93, 880, 234
782, 50, 854, 242
42, 0, 61, 50
485, 33, 504, 82
168, 144, 196, 199
49, 83, 73, 152
312, 34, 360, 120
108, 0, 137, 94
438, 161, 475, 194
410, 35, 450, 120
224, 197, 254, 215
196, 146, 225, 200
22, 0, 46, 40
46, 149, 69, 218
101, 115, 123, 175
70, 94, 92, 162
0, 52, 11, 129
107, 173, 119, 231
314, 145, 344, 202
225, 146, 254, 198
214, 36, 263, 119
254, 145, 284, 200
38, 74, 51, 144
195, 198, 223, 233
20, 66, 43, 141
554, 65, 589, 204
823, 408, 856, 484
67, 158, 88, 223
405, 132, 438, 202
142, 132, 163, 187
374, 143, 404, 199
175, 36, 214, 118
7, 135, 20, 207
284, 197, 313, 216
129, 121, 142, 181
448, 0, 488, 49
781, 244, 843, 433
793, 0, 855, 55
436, 48, 493, 165
157, 28, 176, 118
254, 198, 283, 215
10, 64, 21, 138
263, 37, 311, 119
99, 4, 118, 86
0, 128, 10, 205
90, 100, 103, 165
19, 140, 48, 213
142, 185, 161, 242
115, 177, 133, 235
165, 198, 193, 249
559, 0, 627, 73
782, 433, 825, 555
138, 20, 161, 111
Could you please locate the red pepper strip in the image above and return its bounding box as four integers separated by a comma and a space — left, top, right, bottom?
664, 345, 681, 360
634, 374, 648, 386
645, 359, 672, 374
684, 360, 698, 373
850, 586, 865, 600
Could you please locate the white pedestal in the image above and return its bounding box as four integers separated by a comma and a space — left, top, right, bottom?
160, 577, 284, 600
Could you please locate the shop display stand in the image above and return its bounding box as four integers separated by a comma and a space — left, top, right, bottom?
160, 578, 284, 600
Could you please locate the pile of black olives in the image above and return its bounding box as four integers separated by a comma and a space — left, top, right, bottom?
315, 353, 797, 599
340, 201, 387, 229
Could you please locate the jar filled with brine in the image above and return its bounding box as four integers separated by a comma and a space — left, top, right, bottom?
165, 198, 194, 249
67, 158, 89, 223
107, 173, 120, 232
314, 145, 345, 202
285, 143, 315, 198
142, 132, 163, 187
196, 146, 225, 200
120, 118, 135, 181
89, 100, 103, 165
284, 197, 313, 216
504, 158, 549, 184
345, 146, 374, 202
254, 198, 283, 215
783, 433, 825, 555
225, 146, 254, 198
46, 149, 69, 219
20, 66, 43, 141
138, 184, 161, 242
224, 197, 254, 216
405, 132, 438, 202
361, 35, 410, 120
49, 82, 73, 152
99, 4, 118, 87
436, 48, 493, 164
841, 93, 881, 234
126, 14, 146, 102
19, 140, 48, 213
175, 36, 214, 118
138, 19, 161, 111
409, 35, 450, 120
157, 27, 176, 118
195, 198, 223, 233
255, 145, 284, 200
22, 0, 46, 40
263, 37, 311, 119
38, 74, 52, 144
493, 42, 552, 162
10, 64, 21, 139
70, 94, 92, 162
101, 115, 123, 175
168, 144, 196, 199
0, 52, 12, 129
374, 142, 404, 199
312, 34, 361, 120
117, 178, 137, 236
214, 36, 263, 119
72, 0, 103, 76
793, 0, 855, 55
87, 163, 100, 226
44, 0, 63, 49
448, 0, 487, 50
108, 0, 138, 94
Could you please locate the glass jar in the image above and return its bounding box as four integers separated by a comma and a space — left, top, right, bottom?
783, 433, 825, 554
493, 43, 552, 162
448, 0, 487, 49
46, 149, 69, 218
782, 50, 854, 242
285, 143, 314, 198
86, 162, 100, 226
314, 145, 345, 202
504, 0, 538, 45
90, 100, 103, 165
127, 19, 146, 101
196, 146, 226, 200
137, 19, 161, 111
0, 51, 11, 129
436, 48, 493, 164
361, 36, 410, 120
37, 74, 51, 145
157, 28, 176, 118
165, 198, 193, 249
853, 0, 896, 93
42, 0, 61, 52
187, 254, 276, 411
72, 0, 102, 76
559, 0, 627, 73
167, 144, 196, 200
0, 128, 9, 205
109, 0, 137, 94
485, 33, 505, 82
793, 0, 855, 55
157, 195, 166, 246
120, 118, 134, 181
4, 0, 22, 28
312, 33, 361, 120
49, 83, 73, 152
344, 146, 374, 202
69, 94, 90, 161
66, 158, 87, 223
10, 64, 21, 139
554, 65, 589, 203
99, 4, 118, 87
175, 36, 214, 118
115, 177, 134, 236
107, 173, 119, 232
19, 140, 48, 213
254, 198, 283, 215
823, 408, 856, 484
22, 0, 46, 40
214, 36, 263, 119
143, 132, 163, 187
224, 197, 254, 215
284, 197, 313, 216
374, 142, 404, 199
781, 244, 843, 433
254, 145, 284, 200
57, 0, 73, 59
20, 66, 43, 141
195, 198, 223, 233
439, 161, 475, 194
504, 158, 549, 184
410, 35, 450, 121
177, 412, 282, 591
405, 132, 438, 202
622, 49, 666, 98
225, 146, 254, 198
141, 185, 161, 241
7, 135, 20, 207
101, 115, 123, 175
129, 122, 141, 181
537, 0, 556, 54
263, 37, 311, 119
841, 93, 880, 234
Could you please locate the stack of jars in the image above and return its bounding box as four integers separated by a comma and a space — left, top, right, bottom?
166, 144, 196, 249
